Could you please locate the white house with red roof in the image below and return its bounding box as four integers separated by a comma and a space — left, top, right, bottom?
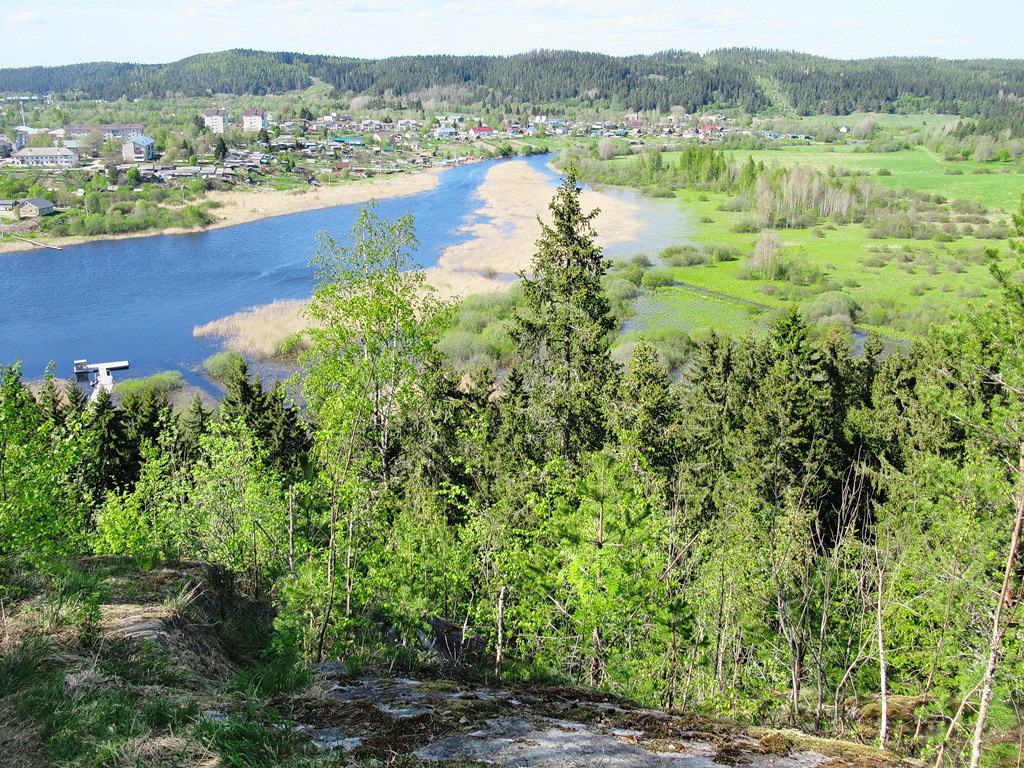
242, 109, 269, 132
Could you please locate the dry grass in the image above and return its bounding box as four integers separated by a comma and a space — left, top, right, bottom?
193, 299, 311, 360
114, 734, 217, 768
0, 700, 47, 768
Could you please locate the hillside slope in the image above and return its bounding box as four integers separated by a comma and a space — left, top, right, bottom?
0, 558, 914, 767
2, 48, 1022, 115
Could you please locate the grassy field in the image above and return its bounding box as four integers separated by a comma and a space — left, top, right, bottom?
636, 187, 1008, 341
761, 112, 960, 134
723, 144, 1024, 212
615, 138, 1021, 341
630, 285, 770, 338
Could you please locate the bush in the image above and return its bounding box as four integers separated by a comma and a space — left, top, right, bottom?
114, 371, 184, 400
614, 262, 647, 286
604, 277, 642, 302
437, 329, 490, 366
661, 245, 707, 267
641, 269, 675, 288
732, 219, 761, 234
713, 246, 741, 262
802, 291, 860, 327
203, 350, 245, 381
907, 281, 930, 296
717, 196, 749, 212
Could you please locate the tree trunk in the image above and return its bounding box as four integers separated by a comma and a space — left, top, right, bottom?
967, 445, 1024, 768
495, 585, 507, 675
287, 486, 295, 577
877, 569, 889, 749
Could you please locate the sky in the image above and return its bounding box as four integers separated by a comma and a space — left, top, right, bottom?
0, 0, 1021, 69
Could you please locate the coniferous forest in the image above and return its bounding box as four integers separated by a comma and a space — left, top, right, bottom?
3, 171, 1024, 763
2, 48, 1023, 116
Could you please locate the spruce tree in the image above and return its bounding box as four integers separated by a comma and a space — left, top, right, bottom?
510, 166, 618, 462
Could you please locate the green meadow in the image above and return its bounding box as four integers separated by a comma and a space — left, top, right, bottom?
726, 144, 1024, 212
630, 284, 768, 338
613, 138, 1021, 342
635, 187, 1008, 341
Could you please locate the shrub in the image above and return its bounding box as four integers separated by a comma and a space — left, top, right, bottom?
661, 245, 707, 267
907, 281, 930, 296
717, 196, 748, 212
861, 306, 892, 325
203, 350, 245, 381
114, 371, 184, 400
713, 246, 740, 262
603, 277, 642, 301
732, 219, 760, 233
802, 291, 860, 327
641, 269, 675, 288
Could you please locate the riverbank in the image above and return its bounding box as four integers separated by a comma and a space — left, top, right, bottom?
0, 170, 442, 255
425, 159, 643, 301
194, 159, 646, 358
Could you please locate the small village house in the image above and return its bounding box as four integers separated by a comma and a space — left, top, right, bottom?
18, 197, 55, 217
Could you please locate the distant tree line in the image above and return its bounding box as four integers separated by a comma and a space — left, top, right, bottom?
1, 48, 1022, 116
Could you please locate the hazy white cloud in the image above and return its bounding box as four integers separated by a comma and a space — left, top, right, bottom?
9, 11, 42, 23
177, 0, 238, 20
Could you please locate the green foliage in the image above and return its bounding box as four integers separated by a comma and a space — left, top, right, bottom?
509, 166, 619, 461
0, 365, 88, 559
203, 349, 246, 381
113, 370, 184, 399
291, 205, 450, 655
5, 177, 1024, 764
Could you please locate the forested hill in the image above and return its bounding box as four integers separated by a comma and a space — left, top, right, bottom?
2, 47, 1023, 116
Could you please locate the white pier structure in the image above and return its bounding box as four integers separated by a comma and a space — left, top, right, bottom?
74, 359, 130, 402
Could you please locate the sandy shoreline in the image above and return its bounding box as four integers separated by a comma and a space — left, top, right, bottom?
424, 159, 643, 301
194, 159, 646, 358
0, 169, 443, 255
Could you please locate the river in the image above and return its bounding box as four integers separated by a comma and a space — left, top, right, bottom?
0, 154, 691, 384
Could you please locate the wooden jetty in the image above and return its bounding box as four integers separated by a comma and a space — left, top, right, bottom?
4, 235, 62, 250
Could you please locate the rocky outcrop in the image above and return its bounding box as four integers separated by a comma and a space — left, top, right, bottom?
290, 672, 913, 767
